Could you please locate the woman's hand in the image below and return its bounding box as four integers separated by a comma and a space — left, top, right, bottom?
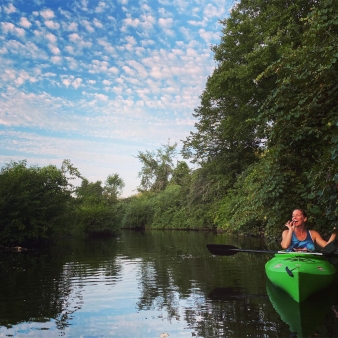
285, 220, 293, 231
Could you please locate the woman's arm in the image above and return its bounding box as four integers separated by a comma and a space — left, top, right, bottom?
311, 229, 337, 248
281, 227, 293, 249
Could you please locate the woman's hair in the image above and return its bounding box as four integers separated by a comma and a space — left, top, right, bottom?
293, 208, 308, 218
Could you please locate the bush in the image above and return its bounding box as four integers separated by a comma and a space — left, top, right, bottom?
121, 194, 154, 229
78, 204, 120, 236
0, 161, 75, 246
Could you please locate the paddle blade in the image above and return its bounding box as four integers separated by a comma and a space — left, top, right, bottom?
206, 244, 239, 256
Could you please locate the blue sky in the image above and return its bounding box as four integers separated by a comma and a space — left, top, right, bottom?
0, 0, 232, 197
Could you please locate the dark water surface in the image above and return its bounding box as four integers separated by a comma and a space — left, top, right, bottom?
1, 230, 338, 337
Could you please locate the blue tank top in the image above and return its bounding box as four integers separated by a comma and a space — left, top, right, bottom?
286, 230, 315, 252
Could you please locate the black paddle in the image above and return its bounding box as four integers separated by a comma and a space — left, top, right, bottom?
206, 244, 338, 256
206, 244, 279, 256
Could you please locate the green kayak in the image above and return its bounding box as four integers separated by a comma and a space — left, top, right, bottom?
265, 252, 336, 302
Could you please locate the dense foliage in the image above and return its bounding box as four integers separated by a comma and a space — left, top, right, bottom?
0, 160, 76, 245
123, 0, 338, 237
75, 176, 124, 237
213, 0, 338, 236
0, 160, 124, 246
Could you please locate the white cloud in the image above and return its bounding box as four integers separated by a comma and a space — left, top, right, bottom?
48, 44, 61, 55
19, 17, 32, 28
1, 22, 26, 37
40, 9, 55, 19
15, 70, 36, 86
204, 4, 224, 18
45, 33, 57, 43
98, 39, 116, 55
89, 60, 118, 75
139, 14, 156, 30
198, 28, 219, 43
65, 22, 78, 31
65, 56, 78, 69
64, 45, 75, 54
93, 18, 103, 28
72, 78, 82, 89
45, 20, 60, 30
188, 19, 206, 27
3, 69, 16, 82
179, 26, 193, 40
51, 55, 62, 64
3, 3, 16, 14
69, 33, 81, 42
62, 77, 81, 90
82, 20, 95, 33
140, 39, 155, 46
158, 17, 173, 28
43, 72, 57, 77
3, 40, 48, 60
95, 1, 108, 13
108, 66, 119, 74
123, 15, 140, 28
68, 33, 92, 49
95, 93, 109, 101
126, 60, 147, 78
62, 78, 71, 87
124, 35, 137, 51
122, 65, 136, 76
59, 8, 71, 19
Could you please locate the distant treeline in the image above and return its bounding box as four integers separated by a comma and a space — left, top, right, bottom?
0, 159, 125, 246
1, 0, 338, 246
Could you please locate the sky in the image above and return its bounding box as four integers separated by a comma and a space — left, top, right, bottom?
0, 0, 232, 197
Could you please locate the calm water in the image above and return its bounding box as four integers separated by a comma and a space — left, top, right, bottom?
1, 230, 338, 337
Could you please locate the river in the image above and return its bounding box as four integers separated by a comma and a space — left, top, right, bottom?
1, 230, 338, 337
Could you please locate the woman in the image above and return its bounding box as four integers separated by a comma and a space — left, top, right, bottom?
281, 209, 337, 252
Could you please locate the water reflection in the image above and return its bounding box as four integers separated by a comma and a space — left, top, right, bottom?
0, 237, 121, 335
0, 231, 337, 337
266, 279, 336, 337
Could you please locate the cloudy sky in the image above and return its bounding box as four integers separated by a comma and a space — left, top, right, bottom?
0, 0, 231, 197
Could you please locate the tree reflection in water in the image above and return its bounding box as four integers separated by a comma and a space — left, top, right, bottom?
0, 231, 337, 337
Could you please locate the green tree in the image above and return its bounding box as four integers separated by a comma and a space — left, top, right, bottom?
214, 0, 338, 236
76, 179, 103, 203
182, 0, 318, 188
103, 173, 125, 203
256, 0, 338, 230
0, 160, 76, 245
75, 175, 124, 237
151, 185, 189, 229
137, 141, 177, 192
121, 193, 154, 229
170, 161, 191, 187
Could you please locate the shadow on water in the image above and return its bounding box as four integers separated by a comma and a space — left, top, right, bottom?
208, 286, 268, 301
266, 278, 338, 338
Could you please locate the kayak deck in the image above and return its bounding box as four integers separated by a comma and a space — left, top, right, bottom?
265, 252, 336, 302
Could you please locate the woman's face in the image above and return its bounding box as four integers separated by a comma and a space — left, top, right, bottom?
292, 209, 307, 227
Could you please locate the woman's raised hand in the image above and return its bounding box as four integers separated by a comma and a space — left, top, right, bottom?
285, 220, 293, 230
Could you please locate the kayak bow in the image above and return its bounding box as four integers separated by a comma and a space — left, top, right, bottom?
265, 252, 336, 302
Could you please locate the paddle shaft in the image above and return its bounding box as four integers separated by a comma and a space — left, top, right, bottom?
205, 244, 334, 256
206, 244, 278, 256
